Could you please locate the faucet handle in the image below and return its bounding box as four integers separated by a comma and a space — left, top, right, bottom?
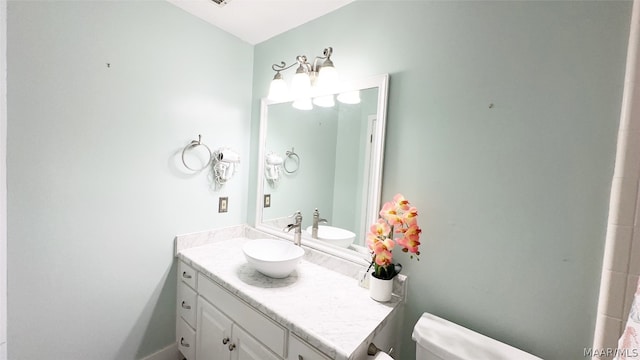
291, 210, 303, 224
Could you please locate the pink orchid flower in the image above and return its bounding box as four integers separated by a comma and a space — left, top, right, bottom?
398, 224, 421, 254
404, 224, 422, 242
370, 218, 391, 238
379, 201, 402, 226
382, 238, 395, 251
403, 206, 419, 226
366, 233, 379, 250
369, 193, 422, 280
393, 193, 410, 211
374, 248, 393, 266
371, 238, 393, 254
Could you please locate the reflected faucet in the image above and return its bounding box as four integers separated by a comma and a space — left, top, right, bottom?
284, 211, 303, 246
312, 208, 328, 239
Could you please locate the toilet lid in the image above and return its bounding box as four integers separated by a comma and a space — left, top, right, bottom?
412, 313, 543, 360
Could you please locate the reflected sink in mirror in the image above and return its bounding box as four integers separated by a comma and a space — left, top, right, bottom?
242, 239, 305, 278
305, 225, 356, 248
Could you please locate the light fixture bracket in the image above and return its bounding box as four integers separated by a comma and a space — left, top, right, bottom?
270, 48, 333, 82
267, 47, 339, 106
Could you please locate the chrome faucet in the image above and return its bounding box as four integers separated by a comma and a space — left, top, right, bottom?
311, 208, 328, 239
284, 211, 303, 246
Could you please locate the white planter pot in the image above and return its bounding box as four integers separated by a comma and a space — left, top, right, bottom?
369, 275, 393, 302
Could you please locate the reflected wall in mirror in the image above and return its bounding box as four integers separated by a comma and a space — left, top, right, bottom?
255, 75, 388, 259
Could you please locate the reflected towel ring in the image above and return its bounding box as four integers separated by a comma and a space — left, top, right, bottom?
284, 148, 300, 174
181, 135, 213, 172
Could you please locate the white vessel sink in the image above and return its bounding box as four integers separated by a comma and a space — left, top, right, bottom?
305, 225, 356, 248
242, 239, 304, 278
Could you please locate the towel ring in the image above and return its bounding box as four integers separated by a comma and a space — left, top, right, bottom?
181, 135, 212, 172
284, 148, 300, 174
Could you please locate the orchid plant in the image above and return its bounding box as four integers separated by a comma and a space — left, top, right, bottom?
366, 193, 422, 280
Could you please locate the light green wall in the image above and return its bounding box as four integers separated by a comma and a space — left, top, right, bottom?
251, 1, 631, 359
7, 1, 253, 359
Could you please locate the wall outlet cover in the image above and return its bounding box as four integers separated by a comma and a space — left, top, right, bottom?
219, 197, 228, 213
264, 194, 271, 208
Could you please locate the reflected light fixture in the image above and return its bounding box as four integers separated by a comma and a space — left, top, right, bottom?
336, 90, 361, 105
313, 95, 335, 108
268, 47, 341, 110
292, 98, 313, 111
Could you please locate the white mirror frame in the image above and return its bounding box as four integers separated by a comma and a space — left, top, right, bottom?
254, 74, 389, 265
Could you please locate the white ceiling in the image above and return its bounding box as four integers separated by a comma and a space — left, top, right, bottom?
167, 0, 356, 45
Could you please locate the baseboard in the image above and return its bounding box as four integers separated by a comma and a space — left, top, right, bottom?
139, 343, 181, 360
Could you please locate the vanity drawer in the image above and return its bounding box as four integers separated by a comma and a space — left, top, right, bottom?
178, 281, 197, 327
288, 334, 331, 360
177, 317, 196, 360
197, 273, 286, 357
179, 261, 197, 289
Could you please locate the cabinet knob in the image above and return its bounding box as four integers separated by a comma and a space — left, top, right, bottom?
182, 271, 192, 279
222, 337, 230, 345
228, 343, 236, 351
180, 337, 190, 348
181, 301, 191, 310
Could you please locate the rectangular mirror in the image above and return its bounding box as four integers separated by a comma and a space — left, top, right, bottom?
254, 74, 389, 262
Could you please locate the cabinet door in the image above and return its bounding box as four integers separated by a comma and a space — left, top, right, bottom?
232, 325, 280, 360
196, 296, 233, 360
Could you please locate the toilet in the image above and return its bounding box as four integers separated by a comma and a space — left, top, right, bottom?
412, 313, 543, 360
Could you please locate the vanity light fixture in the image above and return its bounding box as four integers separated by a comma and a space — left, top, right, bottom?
268, 47, 346, 109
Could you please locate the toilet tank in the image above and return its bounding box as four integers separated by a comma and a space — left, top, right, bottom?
412, 313, 543, 360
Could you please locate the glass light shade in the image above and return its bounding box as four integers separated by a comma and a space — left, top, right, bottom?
337, 90, 361, 104
313, 94, 335, 108
268, 78, 288, 102
291, 72, 311, 98
292, 98, 313, 111
316, 65, 338, 92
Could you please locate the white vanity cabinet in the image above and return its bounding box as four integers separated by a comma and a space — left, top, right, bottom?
177, 261, 331, 360
175, 239, 403, 360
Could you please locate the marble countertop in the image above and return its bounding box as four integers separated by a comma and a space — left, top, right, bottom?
177, 237, 401, 360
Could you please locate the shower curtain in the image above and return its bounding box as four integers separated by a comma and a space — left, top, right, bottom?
615, 278, 640, 360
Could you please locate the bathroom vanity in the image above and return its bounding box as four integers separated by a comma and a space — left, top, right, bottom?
175, 225, 404, 360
